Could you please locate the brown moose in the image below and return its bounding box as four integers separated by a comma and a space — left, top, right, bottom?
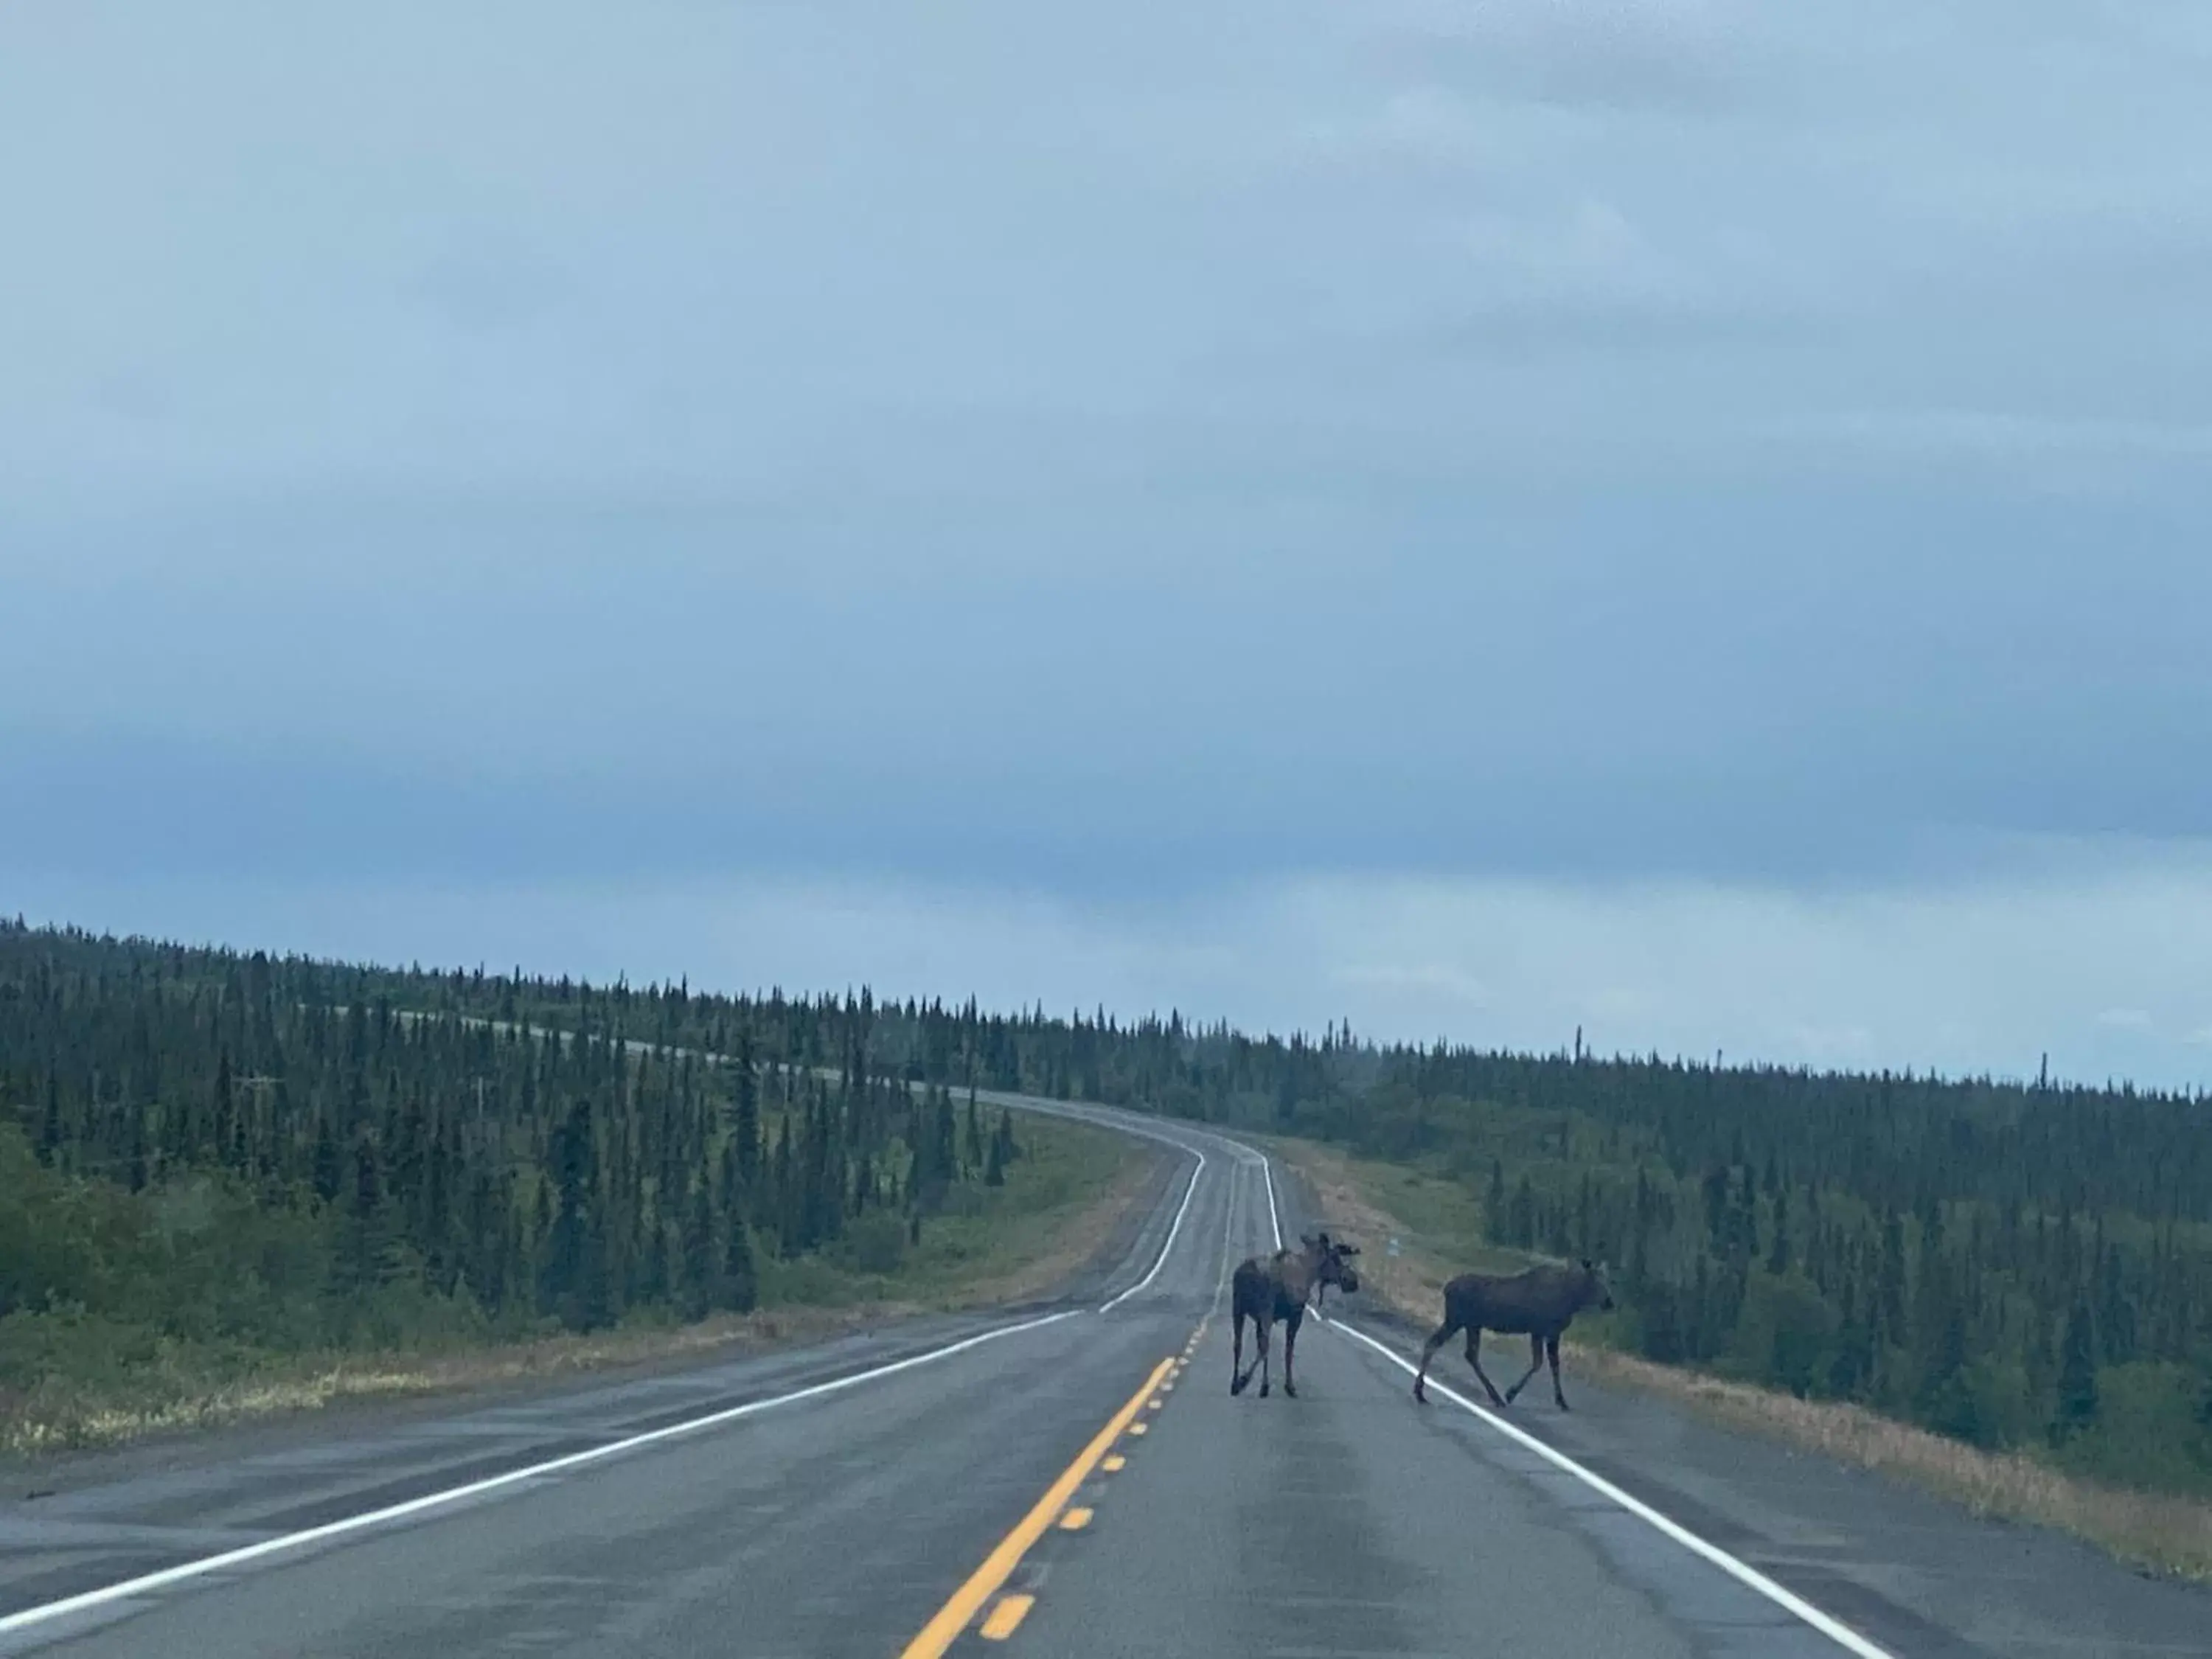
1310, 1238, 1360, 1311
1230, 1232, 1360, 1399
1412, 1259, 1615, 1411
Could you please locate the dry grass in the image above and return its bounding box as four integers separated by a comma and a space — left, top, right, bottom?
1269, 1133, 2212, 1582
1572, 1347, 2212, 1579
1, 1304, 894, 1457
945, 1147, 1159, 1307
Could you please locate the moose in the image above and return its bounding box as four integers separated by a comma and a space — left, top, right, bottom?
1230, 1232, 1360, 1399
1310, 1239, 1360, 1311
1411, 1259, 1614, 1411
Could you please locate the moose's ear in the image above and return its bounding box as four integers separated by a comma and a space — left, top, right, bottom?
1580, 1258, 1594, 1271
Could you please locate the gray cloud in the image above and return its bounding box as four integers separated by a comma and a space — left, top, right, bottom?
4, 0, 2209, 1069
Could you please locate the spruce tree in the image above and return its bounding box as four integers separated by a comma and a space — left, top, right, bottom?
338, 1130, 388, 1303
681, 1174, 715, 1319
723, 1206, 759, 1313
545, 1099, 597, 1324
37, 1071, 61, 1164
2054, 1300, 2099, 1441
641, 1217, 669, 1307
933, 1091, 957, 1192
734, 1034, 761, 1192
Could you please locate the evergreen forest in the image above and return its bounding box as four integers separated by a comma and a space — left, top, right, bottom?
5, 919, 2209, 1493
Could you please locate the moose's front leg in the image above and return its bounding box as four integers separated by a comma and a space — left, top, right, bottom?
1281, 1309, 1305, 1398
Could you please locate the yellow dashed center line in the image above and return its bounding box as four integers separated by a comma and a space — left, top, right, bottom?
978, 1595, 1035, 1641
1102, 1455, 1127, 1472
1057, 1507, 1093, 1531
896, 1354, 1175, 1658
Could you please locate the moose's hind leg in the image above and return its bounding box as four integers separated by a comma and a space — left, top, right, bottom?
1464, 1327, 1508, 1408
1503, 1334, 1545, 1405
1413, 1318, 1458, 1404
1547, 1334, 1570, 1411
1231, 1310, 1251, 1396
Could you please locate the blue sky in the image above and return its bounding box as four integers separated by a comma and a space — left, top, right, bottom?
6, 1, 2211, 1084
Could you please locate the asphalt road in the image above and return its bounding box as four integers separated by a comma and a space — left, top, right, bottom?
4, 1101, 2208, 1658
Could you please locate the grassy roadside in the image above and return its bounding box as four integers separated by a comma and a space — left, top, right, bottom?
1, 1113, 1152, 1459
1264, 1131, 2212, 1582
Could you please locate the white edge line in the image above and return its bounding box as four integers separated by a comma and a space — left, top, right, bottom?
1255, 1130, 1879, 1656
0, 1309, 1080, 1638
1320, 1317, 1898, 1659
1259, 1154, 1282, 1251
1099, 1148, 1206, 1312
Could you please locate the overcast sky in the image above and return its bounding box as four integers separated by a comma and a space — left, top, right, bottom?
6, 0, 2211, 1085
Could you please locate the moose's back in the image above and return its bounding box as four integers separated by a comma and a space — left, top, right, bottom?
1445, 1265, 1587, 1336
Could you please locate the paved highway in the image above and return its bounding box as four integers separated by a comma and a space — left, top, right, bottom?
3, 1101, 2206, 1657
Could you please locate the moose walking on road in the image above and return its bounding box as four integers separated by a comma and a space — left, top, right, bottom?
1231, 1233, 1360, 1399
1310, 1240, 1360, 1310
1411, 1260, 1614, 1411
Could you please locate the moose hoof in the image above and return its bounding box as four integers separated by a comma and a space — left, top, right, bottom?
1231, 1378, 1246, 1397
1284, 1384, 1298, 1399
1413, 1385, 1427, 1405
1259, 1382, 1270, 1398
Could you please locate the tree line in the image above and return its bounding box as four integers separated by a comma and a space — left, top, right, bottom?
1, 922, 1021, 1355
6, 918, 2208, 1492
1305, 1048, 2212, 1492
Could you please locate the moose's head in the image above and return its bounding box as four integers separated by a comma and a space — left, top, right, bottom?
1579, 1257, 1616, 1312
1304, 1231, 1362, 1295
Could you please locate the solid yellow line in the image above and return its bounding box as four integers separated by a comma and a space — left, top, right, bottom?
897, 1355, 1175, 1659
978, 1594, 1035, 1641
